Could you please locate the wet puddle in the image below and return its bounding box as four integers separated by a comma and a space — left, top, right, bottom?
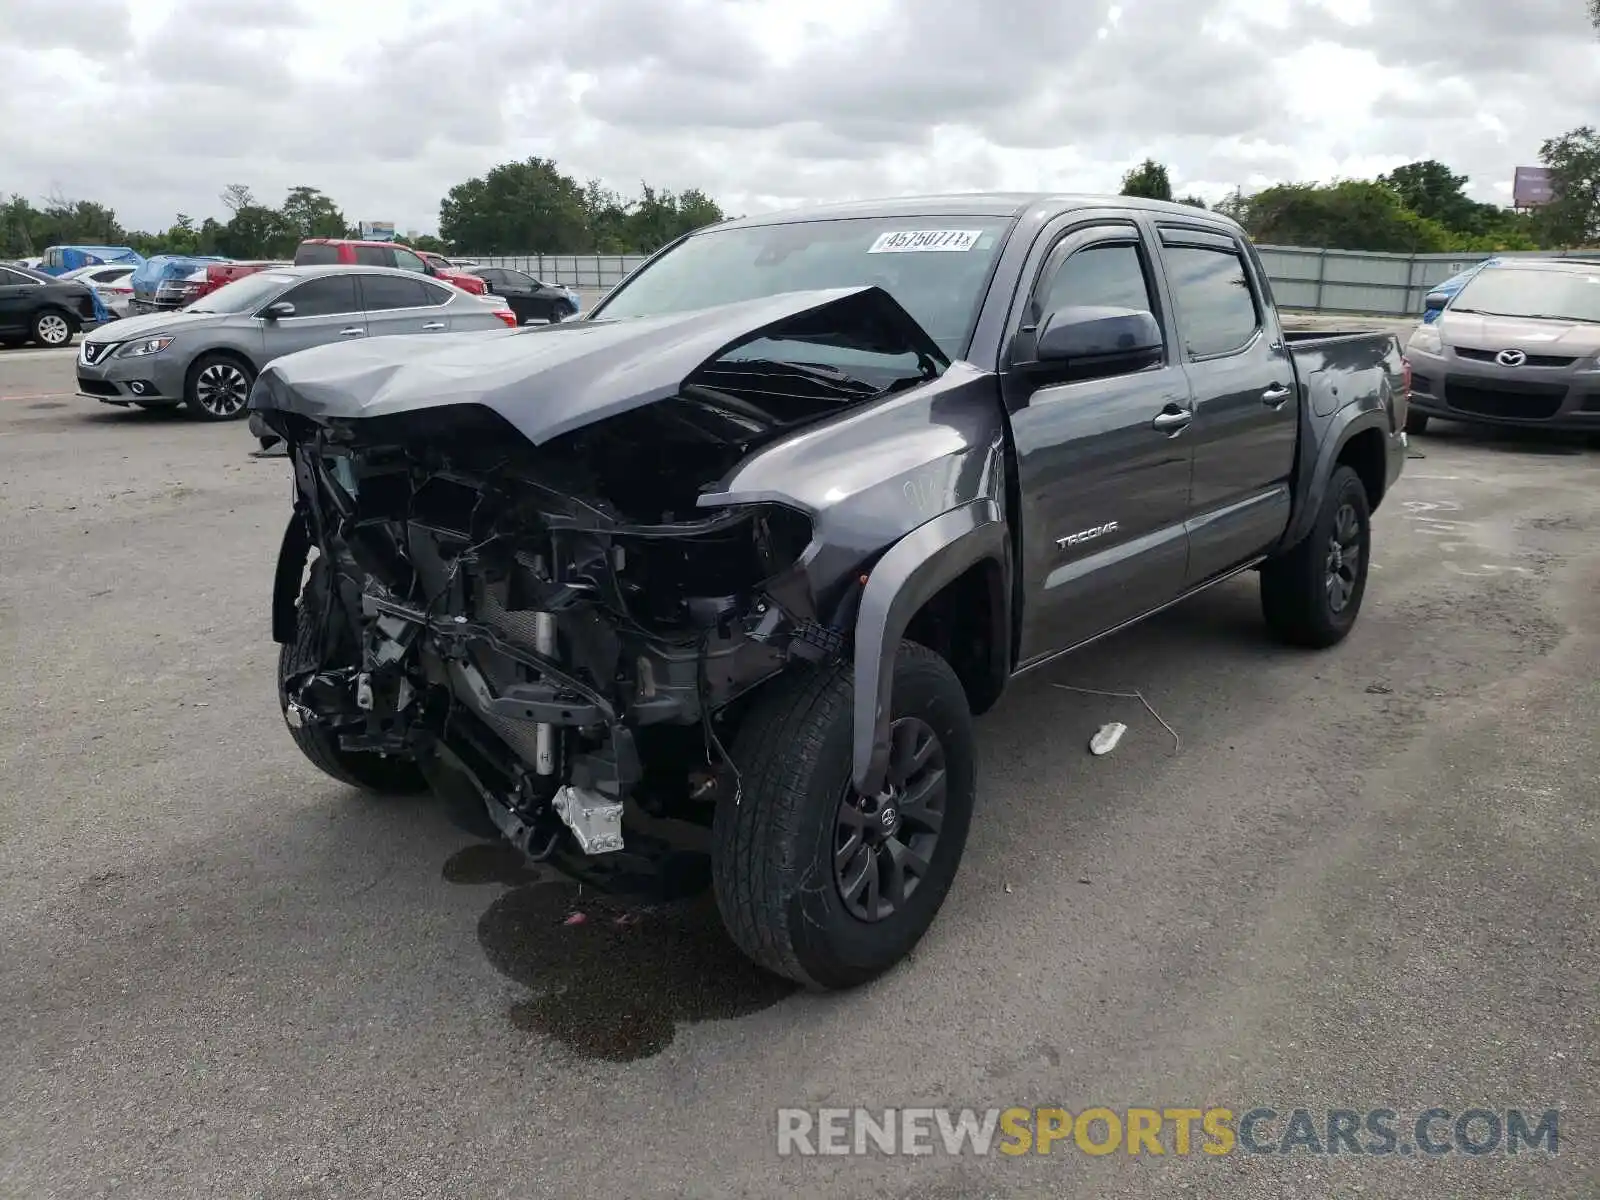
443, 843, 797, 1062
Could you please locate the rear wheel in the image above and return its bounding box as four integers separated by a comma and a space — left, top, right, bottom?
1261, 464, 1372, 648
31, 310, 73, 348
1404, 410, 1429, 435
278, 558, 428, 794
184, 353, 254, 421
712, 641, 976, 990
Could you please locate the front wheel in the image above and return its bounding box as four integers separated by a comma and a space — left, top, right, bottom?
185, 353, 255, 421
278, 559, 428, 794
1260, 464, 1372, 648
712, 641, 976, 990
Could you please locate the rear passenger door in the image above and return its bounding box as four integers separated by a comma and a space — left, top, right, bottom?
0, 267, 38, 334
1002, 218, 1197, 665
1155, 226, 1298, 584
358, 273, 455, 337
259, 273, 365, 360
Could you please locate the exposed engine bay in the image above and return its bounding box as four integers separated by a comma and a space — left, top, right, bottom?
261, 290, 956, 888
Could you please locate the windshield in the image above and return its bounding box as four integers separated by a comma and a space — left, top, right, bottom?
188, 272, 297, 314
1450, 266, 1600, 323
592, 216, 1015, 359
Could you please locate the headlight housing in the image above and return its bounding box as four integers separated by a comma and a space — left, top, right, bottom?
117, 335, 174, 358
1408, 324, 1442, 355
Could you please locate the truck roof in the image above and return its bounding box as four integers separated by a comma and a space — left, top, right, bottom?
712, 192, 1245, 232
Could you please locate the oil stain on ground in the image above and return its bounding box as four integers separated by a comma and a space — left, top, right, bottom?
443, 843, 797, 1062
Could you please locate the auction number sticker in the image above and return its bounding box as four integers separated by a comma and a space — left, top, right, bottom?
867, 229, 982, 253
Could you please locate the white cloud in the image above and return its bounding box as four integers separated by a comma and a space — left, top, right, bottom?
1, 0, 1595, 237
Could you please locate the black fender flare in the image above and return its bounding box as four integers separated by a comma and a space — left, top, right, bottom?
271, 510, 313, 644
851, 498, 1009, 796
1278, 407, 1395, 552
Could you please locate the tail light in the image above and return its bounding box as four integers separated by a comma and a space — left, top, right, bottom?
492, 309, 518, 328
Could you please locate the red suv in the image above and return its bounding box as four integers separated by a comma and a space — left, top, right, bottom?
292, 239, 487, 295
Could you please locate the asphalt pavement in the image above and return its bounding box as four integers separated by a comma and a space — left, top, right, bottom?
1, 345, 1596, 1199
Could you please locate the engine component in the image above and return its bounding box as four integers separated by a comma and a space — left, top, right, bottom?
553, 785, 625, 854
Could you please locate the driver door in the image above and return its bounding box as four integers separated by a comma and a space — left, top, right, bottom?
1001, 219, 1196, 666
260, 273, 366, 360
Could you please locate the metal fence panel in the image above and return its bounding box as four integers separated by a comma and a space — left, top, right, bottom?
464, 246, 1597, 317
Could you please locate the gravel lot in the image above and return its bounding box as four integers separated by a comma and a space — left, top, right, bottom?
1, 344, 1596, 1199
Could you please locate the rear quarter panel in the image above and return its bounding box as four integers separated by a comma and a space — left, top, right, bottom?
1279, 330, 1406, 548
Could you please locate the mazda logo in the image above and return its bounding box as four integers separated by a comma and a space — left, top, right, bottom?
1496, 349, 1528, 367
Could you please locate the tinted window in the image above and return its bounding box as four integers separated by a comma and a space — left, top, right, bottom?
502, 269, 537, 288
360, 274, 432, 311
279, 274, 359, 317
392, 247, 427, 273
1037, 242, 1154, 319
0, 267, 37, 286
353, 245, 393, 267
189, 272, 297, 313
294, 243, 341, 265
1450, 266, 1600, 323
419, 280, 452, 306
1164, 245, 1260, 357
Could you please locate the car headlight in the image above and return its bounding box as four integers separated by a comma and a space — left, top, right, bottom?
117, 335, 174, 358
1408, 324, 1442, 355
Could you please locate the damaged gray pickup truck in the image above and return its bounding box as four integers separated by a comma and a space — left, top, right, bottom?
251, 194, 1409, 990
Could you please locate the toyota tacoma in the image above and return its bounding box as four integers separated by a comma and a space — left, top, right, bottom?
250, 194, 1409, 990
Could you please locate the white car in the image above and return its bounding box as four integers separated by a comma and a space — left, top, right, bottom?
60, 263, 138, 318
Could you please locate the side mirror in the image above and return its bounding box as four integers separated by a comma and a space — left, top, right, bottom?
1034, 305, 1164, 366
1423, 292, 1449, 313
262, 301, 295, 320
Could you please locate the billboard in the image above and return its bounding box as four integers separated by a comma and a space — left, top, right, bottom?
359, 221, 396, 242
1512, 167, 1555, 208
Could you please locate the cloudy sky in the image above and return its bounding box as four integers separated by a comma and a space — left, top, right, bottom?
4, 0, 1597, 236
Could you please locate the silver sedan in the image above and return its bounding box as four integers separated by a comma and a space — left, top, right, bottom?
74, 264, 518, 421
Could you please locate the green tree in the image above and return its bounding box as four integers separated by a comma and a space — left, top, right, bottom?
1534, 125, 1600, 247
439, 157, 590, 254
218, 203, 295, 258
1378, 160, 1474, 226
1237, 180, 1454, 251
580, 180, 633, 252
1120, 158, 1173, 202
279, 186, 346, 240
1176, 194, 1209, 209
220, 183, 255, 215
407, 234, 449, 254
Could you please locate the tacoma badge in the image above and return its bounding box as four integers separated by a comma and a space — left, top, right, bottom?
1056, 521, 1119, 550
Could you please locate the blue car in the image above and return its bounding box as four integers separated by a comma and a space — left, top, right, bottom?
1421, 257, 1502, 323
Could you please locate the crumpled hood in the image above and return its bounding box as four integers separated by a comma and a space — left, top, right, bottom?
249, 285, 947, 446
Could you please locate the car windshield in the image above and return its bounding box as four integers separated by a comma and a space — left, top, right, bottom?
1449, 266, 1600, 324
187, 272, 298, 313
592, 216, 1015, 359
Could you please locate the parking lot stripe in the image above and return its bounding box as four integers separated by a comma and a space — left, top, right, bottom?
0, 392, 73, 401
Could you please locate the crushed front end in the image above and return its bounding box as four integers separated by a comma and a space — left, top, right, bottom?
266, 395, 859, 889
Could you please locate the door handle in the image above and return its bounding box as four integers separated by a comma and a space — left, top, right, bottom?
421, 321, 445, 331
339, 327, 364, 337
1262, 383, 1293, 407
1151, 406, 1193, 435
